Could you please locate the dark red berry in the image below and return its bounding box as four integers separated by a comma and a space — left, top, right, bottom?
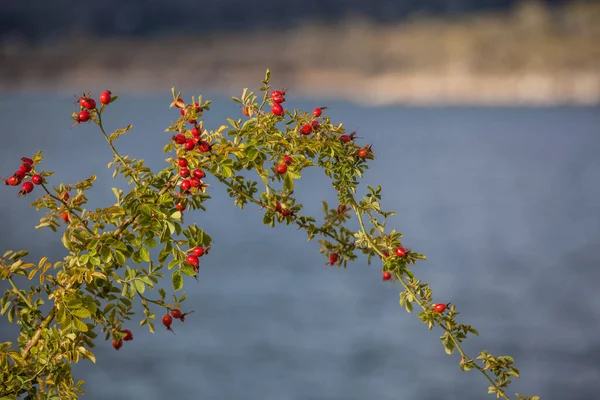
283, 156, 293, 166
112, 339, 123, 350
179, 167, 190, 178
20, 163, 32, 173
162, 314, 173, 330
340, 131, 357, 144
276, 163, 287, 174
99, 90, 112, 105
310, 120, 320, 130
176, 201, 185, 212
5, 176, 21, 186
13, 170, 26, 180
191, 126, 200, 137
395, 247, 406, 257
78, 110, 90, 122
271, 90, 285, 104
61, 192, 70, 201
187, 254, 199, 266
300, 125, 313, 135
193, 247, 205, 257
173, 134, 186, 145
85, 98, 96, 110
181, 179, 192, 192
198, 141, 212, 153
184, 140, 195, 151
433, 304, 447, 313
383, 271, 392, 281
193, 169, 205, 179
19, 181, 34, 195
61, 213, 69, 223
171, 309, 182, 319
31, 174, 43, 185
272, 103, 284, 116
190, 177, 201, 188
121, 329, 133, 341
21, 157, 34, 165
178, 158, 188, 168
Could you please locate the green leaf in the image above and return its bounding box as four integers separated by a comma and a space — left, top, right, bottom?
170, 211, 182, 221
181, 265, 197, 277
70, 308, 91, 319
134, 279, 145, 294
139, 247, 151, 263
172, 270, 183, 291
72, 318, 89, 332
114, 250, 127, 266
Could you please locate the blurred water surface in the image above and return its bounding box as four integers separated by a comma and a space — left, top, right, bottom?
0, 94, 599, 399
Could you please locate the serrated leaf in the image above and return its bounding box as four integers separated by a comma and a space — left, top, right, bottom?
72, 318, 89, 332
139, 247, 151, 263
70, 308, 91, 319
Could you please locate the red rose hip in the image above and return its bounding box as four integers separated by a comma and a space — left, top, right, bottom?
276, 163, 287, 174
383, 271, 392, 281
99, 90, 112, 105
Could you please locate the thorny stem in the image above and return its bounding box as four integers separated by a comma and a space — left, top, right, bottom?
351, 204, 511, 400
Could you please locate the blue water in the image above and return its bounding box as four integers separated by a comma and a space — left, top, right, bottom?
1, 94, 599, 399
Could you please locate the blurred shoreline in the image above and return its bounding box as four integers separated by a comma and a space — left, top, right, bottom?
1, 1, 599, 106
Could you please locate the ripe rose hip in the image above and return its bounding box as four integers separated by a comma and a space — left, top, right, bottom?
395, 247, 406, 257
178, 158, 188, 168
78, 110, 90, 122
193, 169, 205, 179
271, 90, 285, 103
357, 147, 370, 158
191, 126, 200, 137
121, 329, 133, 341
13, 170, 26, 180
162, 314, 173, 331
329, 253, 338, 266
173, 134, 187, 145
61, 192, 70, 201
184, 139, 195, 151
181, 179, 192, 192
313, 107, 326, 117
300, 125, 313, 135
276, 163, 287, 174
61, 213, 69, 223
187, 254, 199, 266
242, 106, 251, 117
193, 247, 205, 257
171, 309, 182, 319
179, 167, 190, 178
112, 339, 123, 350
20, 163, 32, 173
176, 201, 185, 212
31, 174, 43, 185
21, 157, 34, 165
433, 304, 448, 313
19, 181, 34, 195
198, 141, 211, 153
85, 98, 96, 110
310, 120, 320, 130
5, 175, 21, 186
190, 177, 201, 188
383, 271, 392, 281
283, 156, 293, 166
272, 103, 284, 116
99, 90, 112, 105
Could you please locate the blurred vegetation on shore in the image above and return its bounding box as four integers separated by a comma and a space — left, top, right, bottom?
1, 1, 599, 105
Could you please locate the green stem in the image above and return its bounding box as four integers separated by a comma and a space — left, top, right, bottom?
97, 112, 141, 187
351, 204, 511, 400
40, 184, 95, 236
22, 307, 56, 359
8, 277, 33, 308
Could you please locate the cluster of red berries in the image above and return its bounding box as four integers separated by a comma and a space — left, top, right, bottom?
274, 200, 293, 217
270, 89, 286, 116
112, 328, 134, 350
186, 246, 208, 274
162, 308, 195, 332
177, 101, 202, 124
73, 90, 112, 124
3, 157, 43, 197
275, 155, 293, 175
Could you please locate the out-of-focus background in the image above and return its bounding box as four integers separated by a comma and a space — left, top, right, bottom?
1, 0, 600, 105
1, 1, 600, 400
